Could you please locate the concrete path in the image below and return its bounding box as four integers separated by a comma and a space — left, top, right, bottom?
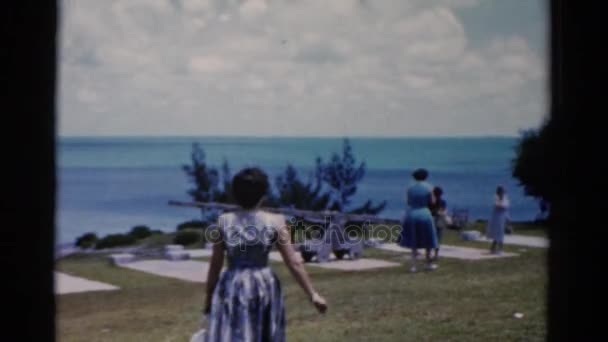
120, 260, 211, 283
185, 242, 518, 267
268, 251, 400, 270
185, 249, 214, 258
119, 250, 400, 283
376, 243, 518, 260
57, 239, 536, 290
55, 272, 119, 295
477, 234, 549, 248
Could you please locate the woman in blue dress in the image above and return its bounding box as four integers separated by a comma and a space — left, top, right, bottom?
486, 186, 510, 254
398, 168, 439, 272
203, 168, 327, 341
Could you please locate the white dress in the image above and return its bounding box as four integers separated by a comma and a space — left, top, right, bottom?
486, 195, 510, 243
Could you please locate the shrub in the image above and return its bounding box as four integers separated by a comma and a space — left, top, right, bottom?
139, 232, 173, 248
128, 225, 153, 240
176, 220, 208, 231
173, 230, 201, 246
95, 233, 137, 249
75, 232, 98, 249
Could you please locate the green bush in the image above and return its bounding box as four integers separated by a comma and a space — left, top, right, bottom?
128, 225, 153, 240
176, 220, 208, 231
173, 230, 201, 246
138, 232, 174, 248
95, 233, 137, 249
150, 229, 164, 235
75, 232, 98, 249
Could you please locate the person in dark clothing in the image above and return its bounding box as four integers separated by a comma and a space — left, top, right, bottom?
430, 187, 448, 261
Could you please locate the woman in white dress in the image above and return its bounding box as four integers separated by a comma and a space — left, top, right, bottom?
486, 186, 510, 254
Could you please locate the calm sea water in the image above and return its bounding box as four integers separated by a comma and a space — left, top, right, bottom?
57, 136, 538, 244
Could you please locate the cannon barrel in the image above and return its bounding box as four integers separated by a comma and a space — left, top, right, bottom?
168, 200, 401, 225
169, 200, 401, 263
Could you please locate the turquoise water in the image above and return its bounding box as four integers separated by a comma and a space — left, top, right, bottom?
57, 136, 537, 244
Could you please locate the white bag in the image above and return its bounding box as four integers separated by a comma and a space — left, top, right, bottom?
443, 213, 453, 226
190, 329, 206, 342
190, 314, 208, 342
460, 230, 481, 241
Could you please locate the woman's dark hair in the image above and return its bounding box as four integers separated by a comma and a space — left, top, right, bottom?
412, 168, 429, 181
433, 186, 443, 198
232, 167, 269, 209
496, 186, 505, 195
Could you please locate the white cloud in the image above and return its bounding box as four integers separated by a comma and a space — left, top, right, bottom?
189, 55, 234, 73
239, 0, 268, 18
403, 74, 435, 90
58, 0, 546, 136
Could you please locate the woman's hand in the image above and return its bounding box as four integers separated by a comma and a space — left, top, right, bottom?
311, 292, 328, 314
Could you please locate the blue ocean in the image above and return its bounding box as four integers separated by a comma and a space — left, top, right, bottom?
57, 136, 537, 244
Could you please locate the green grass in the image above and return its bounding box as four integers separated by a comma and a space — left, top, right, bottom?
57, 226, 547, 342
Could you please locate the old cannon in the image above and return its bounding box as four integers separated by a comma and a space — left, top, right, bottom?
168, 200, 399, 264
298, 216, 363, 263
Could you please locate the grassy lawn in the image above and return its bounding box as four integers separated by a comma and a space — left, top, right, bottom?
57, 224, 547, 342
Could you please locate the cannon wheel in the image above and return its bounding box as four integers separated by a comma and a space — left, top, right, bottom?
301, 251, 314, 263
334, 250, 347, 260
349, 251, 361, 260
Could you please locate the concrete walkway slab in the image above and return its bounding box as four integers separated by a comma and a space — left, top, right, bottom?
120, 250, 401, 284
477, 234, 548, 248
376, 243, 518, 260
185, 249, 214, 258
268, 251, 400, 270
120, 260, 211, 283
55, 272, 119, 295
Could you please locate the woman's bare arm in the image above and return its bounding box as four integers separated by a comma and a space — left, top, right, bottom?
204, 238, 224, 314
276, 224, 327, 313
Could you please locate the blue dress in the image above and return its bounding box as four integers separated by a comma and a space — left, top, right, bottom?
206, 211, 286, 342
486, 195, 510, 243
398, 181, 438, 249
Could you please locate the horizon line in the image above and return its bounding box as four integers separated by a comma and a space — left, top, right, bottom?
58, 133, 522, 139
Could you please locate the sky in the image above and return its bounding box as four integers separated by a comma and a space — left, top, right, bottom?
58, 0, 548, 137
